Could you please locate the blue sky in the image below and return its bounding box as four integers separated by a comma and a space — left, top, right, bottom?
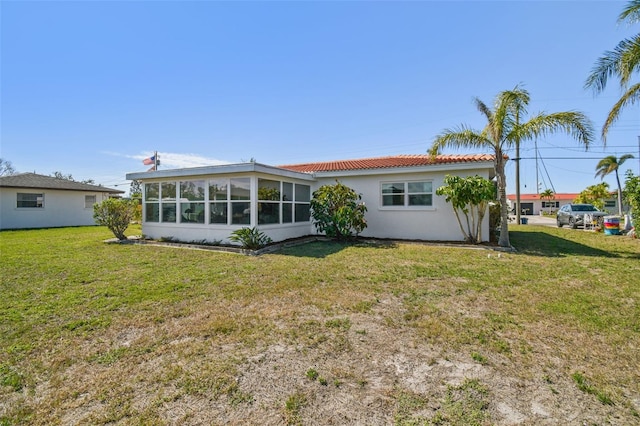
2, 1, 638, 195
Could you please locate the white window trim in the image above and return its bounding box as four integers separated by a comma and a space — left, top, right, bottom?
379, 180, 434, 210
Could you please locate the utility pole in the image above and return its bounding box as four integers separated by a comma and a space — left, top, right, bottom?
515, 110, 521, 225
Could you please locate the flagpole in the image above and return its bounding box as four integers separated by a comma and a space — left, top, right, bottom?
154, 151, 158, 170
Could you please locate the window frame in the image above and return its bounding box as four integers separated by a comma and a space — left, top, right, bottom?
17, 192, 44, 209
380, 180, 433, 209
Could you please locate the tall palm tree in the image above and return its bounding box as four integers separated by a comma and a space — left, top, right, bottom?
429, 86, 594, 248
539, 188, 555, 214
585, 1, 640, 141
595, 154, 635, 215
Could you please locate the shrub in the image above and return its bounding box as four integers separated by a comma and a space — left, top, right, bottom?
229, 227, 272, 250
93, 198, 136, 240
310, 181, 367, 240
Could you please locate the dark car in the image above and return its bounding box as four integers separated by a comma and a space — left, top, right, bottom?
556, 203, 607, 229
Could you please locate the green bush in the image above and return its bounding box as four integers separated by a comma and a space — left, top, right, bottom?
310, 181, 367, 240
93, 198, 137, 240
229, 227, 272, 250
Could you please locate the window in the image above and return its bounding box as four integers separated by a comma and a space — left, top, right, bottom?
542, 201, 559, 208
144, 183, 160, 222
84, 195, 96, 209
209, 179, 228, 224
180, 180, 205, 223
161, 182, 177, 223
258, 179, 280, 224
230, 178, 250, 224
294, 184, 311, 222
381, 181, 432, 207
17, 193, 44, 208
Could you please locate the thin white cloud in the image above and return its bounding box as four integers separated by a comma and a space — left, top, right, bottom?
104, 151, 231, 169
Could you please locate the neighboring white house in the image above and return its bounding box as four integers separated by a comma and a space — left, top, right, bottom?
125, 154, 496, 244
0, 173, 124, 230
506, 193, 623, 216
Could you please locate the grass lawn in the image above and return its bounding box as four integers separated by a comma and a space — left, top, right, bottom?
1, 224, 639, 425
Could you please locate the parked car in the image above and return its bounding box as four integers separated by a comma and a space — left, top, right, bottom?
556, 204, 607, 229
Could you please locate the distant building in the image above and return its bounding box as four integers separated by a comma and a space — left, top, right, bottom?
0, 173, 124, 230
506, 193, 621, 215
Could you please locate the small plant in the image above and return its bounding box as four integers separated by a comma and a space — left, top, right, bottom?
318, 376, 328, 386
229, 227, 272, 250
471, 352, 488, 365
284, 391, 307, 425
305, 368, 319, 381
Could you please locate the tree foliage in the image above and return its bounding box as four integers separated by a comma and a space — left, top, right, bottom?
429, 85, 594, 248
594, 154, 635, 215
0, 158, 16, 176
623, 170, 640, 224
310, 181, 367, 240
93, 198, 136, 240
585, 1, 640, 141
539, 189, 556, 213
436, 175, 496, 244
51, 171, 95, 185
574, 182, 611, 210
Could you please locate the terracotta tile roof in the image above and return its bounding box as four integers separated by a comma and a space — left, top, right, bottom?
0, 173, 123, 193
278, 154, 495, 173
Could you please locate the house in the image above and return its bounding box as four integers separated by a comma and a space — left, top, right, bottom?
0, 173, 124, 230
125, 154, 496, 244
506, 193, 622, 216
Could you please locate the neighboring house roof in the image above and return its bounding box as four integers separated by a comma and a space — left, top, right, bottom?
0, 173, 124, 193
278, 154, 496, 173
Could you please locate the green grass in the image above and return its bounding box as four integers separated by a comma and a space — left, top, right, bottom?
0, 224, 639, 424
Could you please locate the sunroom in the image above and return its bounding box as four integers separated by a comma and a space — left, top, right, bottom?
126, 163, 317, 244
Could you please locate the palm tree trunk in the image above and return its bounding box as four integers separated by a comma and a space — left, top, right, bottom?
616, 170, 623, 216
496, 154, 510, 248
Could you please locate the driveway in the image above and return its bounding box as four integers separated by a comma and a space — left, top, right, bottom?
519, 215, 557, 227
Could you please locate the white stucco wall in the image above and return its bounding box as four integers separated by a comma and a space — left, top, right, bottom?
131, 163, 494, 244
0, 188, 111, 230
315, 167, 492, 242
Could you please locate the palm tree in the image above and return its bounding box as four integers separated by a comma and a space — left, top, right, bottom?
429, 86, 594, 248
585, 1, 640, 141
595, 154, 635, 215
539, 188, 555, 214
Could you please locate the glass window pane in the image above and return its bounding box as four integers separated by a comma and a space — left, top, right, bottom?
295, 184, 310, 202
282, 203, 292, 223
17, 193, 44, 208
282, 182, 293, 202
180, 203, 205, 223
162, 203, 177, 222
145, 203, 159, 222
383, 194, 404, 206
161, 182, 176, 201
258, 179, 281, 201
408, 181, 431, 193
180, 180, 205, 201
230, 178, 250, 200
259, 202, 279, 224
84, 195, 96, 208
295, 203, 310, 222
145, 183, 159, 201
231, 202, 250, 224
209, 179, 228, 201
382, 183, 404, 194
210, 202, 228, 224
409, 194, 432, 206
